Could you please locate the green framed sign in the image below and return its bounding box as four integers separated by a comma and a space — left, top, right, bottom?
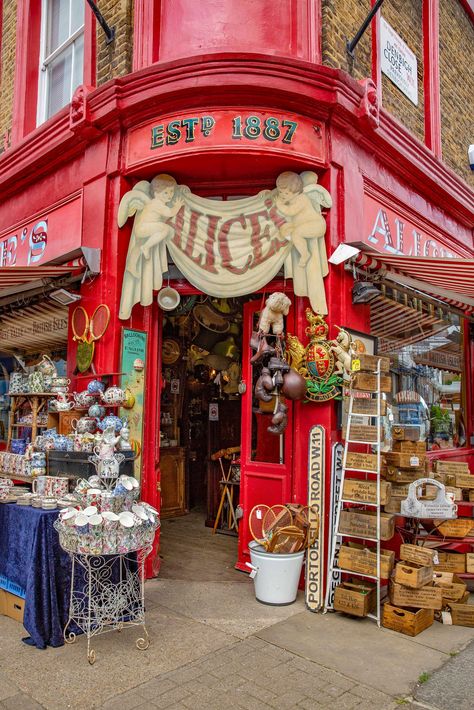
119, 328, 148, 481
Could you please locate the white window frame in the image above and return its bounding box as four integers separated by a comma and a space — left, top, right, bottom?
37, 0, 85, 125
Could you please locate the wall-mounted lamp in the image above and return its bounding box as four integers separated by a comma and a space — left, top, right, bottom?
49, 289, 82, 306
352, 281, 380, 304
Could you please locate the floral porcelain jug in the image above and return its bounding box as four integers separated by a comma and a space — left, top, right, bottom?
29, 371, 45, 393
37, 354, 57, 378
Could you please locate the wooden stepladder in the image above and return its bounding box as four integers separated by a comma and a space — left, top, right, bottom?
324, 356, 389, 625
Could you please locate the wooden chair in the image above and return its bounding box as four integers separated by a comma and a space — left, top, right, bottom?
211, 446, 240, 534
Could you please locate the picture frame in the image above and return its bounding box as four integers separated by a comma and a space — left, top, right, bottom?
346, 328, 377, 357
336, 328, 378, 430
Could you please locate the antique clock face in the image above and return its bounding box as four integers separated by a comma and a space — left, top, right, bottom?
162, 338, 181, 365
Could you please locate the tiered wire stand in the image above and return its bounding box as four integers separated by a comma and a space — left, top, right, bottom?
57, 452, 154, 664
63, 544, 152, 665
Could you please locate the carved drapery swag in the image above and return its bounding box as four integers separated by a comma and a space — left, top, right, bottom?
118, 171, 332, 320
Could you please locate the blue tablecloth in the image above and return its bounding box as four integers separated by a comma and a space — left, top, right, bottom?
0, 504, 72, 649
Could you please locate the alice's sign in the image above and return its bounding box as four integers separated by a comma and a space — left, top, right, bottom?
126, 110, 326, 169
118, 171, 332, 319
0, 196, 82, 267
363, 193, 463, 259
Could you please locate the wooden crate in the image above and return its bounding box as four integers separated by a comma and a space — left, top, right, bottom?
392, 426, 420, 442
394, 562, 434, 589
384, 452, 427, 469
391, 483, 438, 500
434, 519, 474, 538
345, 452, 379, 472
382, 467, 425, 484
391, 441, 427, 454
347, 398, 387, 416
352, 373, 392, 393
446, 603, 474, 627
433, 573, 468, 604
0, 589, 25, 623
351, 353, 390, 373
343, 479, 391, 505
333, 580, 377, 617
454, 473, 474, 489
466, 553, 474, 573
400, 544, 436, 567
339, 510, 395, 541
338, 543, 394, 579
389, 581, 443, 610
384, 498, 402, 514
346, 423, 382, 443
434, 461, 469, 475
382, 603, 434, 636
435, 552, 466, 574
433, 472, 457, 487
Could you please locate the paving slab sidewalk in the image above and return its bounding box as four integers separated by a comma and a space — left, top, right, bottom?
1, 577, 474, 710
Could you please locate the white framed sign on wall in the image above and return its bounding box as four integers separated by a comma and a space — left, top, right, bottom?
380, 17, 418, 106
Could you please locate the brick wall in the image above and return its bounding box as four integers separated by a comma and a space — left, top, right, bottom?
380, 0, 424, 142
322, 0, 372, 79
0, 0, 17, 153
322, 0, 474, 185
439, 0, 474, 184
322, 0, 424, 142
96, 0, 133, 86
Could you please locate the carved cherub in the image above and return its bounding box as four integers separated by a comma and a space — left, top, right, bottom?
118, 174, 185, 319
274, 171, 332, 267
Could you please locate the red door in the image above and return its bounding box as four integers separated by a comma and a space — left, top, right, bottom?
236, 297, 295, 571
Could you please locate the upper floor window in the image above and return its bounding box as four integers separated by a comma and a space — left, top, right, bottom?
37, 0, 84, 124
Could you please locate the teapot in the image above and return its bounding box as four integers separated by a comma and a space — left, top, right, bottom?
87, 379, 105, 395
88, 403, 106, 419
72, 416, 97, 435
50, 393, 74, 411
100, 385, 127, 406
37, 354, 57, 378
96, 414, 126, 433
73, 390, 97, 409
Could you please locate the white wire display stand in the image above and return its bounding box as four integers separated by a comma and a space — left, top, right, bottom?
62, 544, 152, 664
55, 452, 156, 664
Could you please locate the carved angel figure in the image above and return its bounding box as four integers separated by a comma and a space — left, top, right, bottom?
275, 171, 332, 267
118, 175, 183, 319
275, 171, 332, 316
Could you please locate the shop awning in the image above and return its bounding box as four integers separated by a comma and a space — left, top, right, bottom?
0, 265, 77, 299
0, 301, 68, 354
350, 247, 474, 313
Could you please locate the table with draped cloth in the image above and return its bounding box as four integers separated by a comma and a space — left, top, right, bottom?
0, 503, 72, 649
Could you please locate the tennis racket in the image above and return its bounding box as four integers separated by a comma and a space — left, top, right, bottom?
248, 504, 270, 546
72, 304, 111, 372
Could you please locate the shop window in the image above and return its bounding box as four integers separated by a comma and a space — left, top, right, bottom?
37, 0, 84, 124
366, 285, 466, 451
250, 310, 286, 464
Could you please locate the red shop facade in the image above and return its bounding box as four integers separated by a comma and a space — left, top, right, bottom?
1, 9, 473, 589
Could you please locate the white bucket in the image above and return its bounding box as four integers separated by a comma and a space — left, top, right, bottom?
246, 540, 304, 606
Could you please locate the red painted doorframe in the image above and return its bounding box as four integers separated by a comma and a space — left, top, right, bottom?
146, 277, 297, 575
